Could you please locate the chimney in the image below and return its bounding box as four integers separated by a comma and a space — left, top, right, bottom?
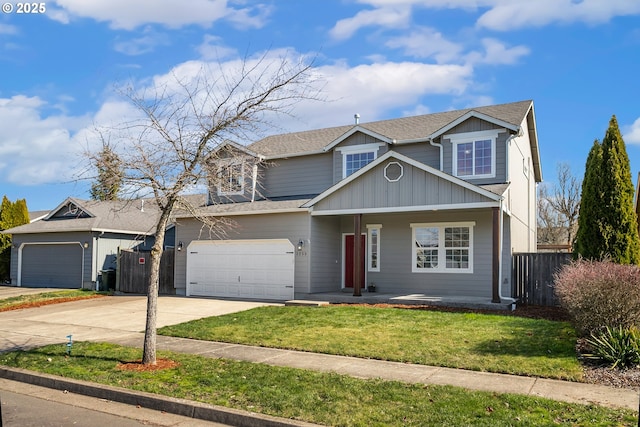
354, 113, 360, 125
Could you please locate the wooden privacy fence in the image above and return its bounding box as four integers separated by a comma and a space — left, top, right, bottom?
512, 252, 572, 306
118, 249, 175, 295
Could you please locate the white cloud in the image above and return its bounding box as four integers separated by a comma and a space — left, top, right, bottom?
196, 35, 238, 61
476, 0, 640, 31
333, 0, 640, 37
465, 38, 530, 65
0, 95, 91, 185
385, 27, 463, 63
330, 4, 412, 40
623, 117, 640, 145
51, 0, 269, 30
113, 27, 170, 56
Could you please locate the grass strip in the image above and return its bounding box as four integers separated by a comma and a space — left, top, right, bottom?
0, 342, 635, 427
0, 289, 105, 312
159, 305, 582, 380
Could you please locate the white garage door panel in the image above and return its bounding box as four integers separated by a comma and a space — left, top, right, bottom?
186, 239, 294, 301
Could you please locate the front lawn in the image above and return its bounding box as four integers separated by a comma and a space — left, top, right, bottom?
158, 305, 583, 381
0, 342, 634, 426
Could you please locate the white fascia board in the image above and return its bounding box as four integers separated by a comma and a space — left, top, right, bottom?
213, 140, 263, 160
323, 126, 393, 152
310, 202, 500, 216
430, 111, 520, 140
175, 207, 310, 218
262, 150, 326, 161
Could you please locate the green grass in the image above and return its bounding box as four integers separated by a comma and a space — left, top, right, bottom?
0, 342, 635, 427
158, 305, 582, 380
0, 289, 105, 311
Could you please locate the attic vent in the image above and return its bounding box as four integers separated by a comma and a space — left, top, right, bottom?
384, 162, 403, 182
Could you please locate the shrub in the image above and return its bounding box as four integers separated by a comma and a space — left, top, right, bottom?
554, 259, 640, 336
584, 326, 640, 369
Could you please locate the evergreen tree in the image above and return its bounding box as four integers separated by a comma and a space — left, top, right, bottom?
90, 144, 123, 201
574, 116, 640, 264
599, 116, 640, 264
574, 140, 604, 259
0, 196, 30, 281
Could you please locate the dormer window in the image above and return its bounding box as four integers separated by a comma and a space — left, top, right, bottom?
337, 143, 385, 178
217, 161, 244, 195
448, 130, 499, 179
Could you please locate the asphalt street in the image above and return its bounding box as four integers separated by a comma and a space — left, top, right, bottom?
0, 378, 228, 426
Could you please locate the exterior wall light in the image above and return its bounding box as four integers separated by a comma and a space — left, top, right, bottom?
177, 241, 183, 251
297, 239, 304, 251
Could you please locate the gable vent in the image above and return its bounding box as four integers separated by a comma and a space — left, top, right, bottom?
384, 162, 403, 182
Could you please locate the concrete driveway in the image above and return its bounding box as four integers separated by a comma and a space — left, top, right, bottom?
0, 290, 276, 352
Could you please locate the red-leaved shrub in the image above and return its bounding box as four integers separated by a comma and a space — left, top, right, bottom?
554, 259, 640, 336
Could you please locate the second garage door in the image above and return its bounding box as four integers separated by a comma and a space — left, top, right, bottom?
186, 239, 295, 301
21, 243, 83, 288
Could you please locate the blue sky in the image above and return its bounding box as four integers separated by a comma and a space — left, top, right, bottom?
1, 0, 639, 211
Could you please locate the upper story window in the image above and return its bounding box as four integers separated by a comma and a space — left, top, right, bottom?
337, 143, 385, 178
449, 130, 499, 179
217, 162, 244, 195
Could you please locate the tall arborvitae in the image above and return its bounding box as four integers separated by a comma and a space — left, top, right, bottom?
0, 196, 30, 281
574, 140, 604, 259
599, 116, 640, 264
574, 116, 640, 264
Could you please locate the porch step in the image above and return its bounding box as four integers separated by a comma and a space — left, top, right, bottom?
284, 300, 330, 307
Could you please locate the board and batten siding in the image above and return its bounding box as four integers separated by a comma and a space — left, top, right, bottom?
314, 160, 494, 212
340, 210, 495, 297
174, 212, 311, 295
440, 118, 509, 185
261, 153, 333, 199
308, 216, 342, 293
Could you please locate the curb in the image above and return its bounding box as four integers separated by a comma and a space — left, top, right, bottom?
0, 366, 321, 427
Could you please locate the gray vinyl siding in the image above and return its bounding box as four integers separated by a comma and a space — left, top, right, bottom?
332, 133, 390, 183
261, 153, 333, 199
346, 210, 494, 297
174, 212, 311, 295
309, 216, 342, 292
393, 143, 440, 169
314, 160, 494, 212
441, 118, 509, 185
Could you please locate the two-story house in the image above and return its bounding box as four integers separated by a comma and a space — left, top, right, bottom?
174, 100, 541, 305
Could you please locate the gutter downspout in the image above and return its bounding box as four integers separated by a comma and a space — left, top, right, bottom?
428, 138, 443, 171
251, 164, 258, 202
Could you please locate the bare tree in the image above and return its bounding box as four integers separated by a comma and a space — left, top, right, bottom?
89, 53, 322, 365
537, 163, 581, 247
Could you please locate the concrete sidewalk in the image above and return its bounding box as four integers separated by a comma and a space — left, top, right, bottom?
0, 290, 638, 425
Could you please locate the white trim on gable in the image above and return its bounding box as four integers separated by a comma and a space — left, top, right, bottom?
323, 126, 393, 152
301, 151, 503, 209
430, 110, 520, 140
44, 198, 95, 220
211, 140, 264, 160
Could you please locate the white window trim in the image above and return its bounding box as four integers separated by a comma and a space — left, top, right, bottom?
337, 143, 385, 178
410, 222, 475, 274
448, 130, 500, 179
217, 160, 245, 196
366, 224, 382, 272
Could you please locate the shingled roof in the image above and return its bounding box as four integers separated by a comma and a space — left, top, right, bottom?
248, 100, 534, 159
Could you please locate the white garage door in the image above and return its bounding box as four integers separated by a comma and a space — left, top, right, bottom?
186, 239, 295, 301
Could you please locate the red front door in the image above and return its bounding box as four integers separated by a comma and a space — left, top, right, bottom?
344, 234, 366, 288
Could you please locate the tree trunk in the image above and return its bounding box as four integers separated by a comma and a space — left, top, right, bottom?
142, 221, 167, 365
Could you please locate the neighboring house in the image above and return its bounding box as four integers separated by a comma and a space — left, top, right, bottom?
2, 197, 187, 289
174, 100, 542, 304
